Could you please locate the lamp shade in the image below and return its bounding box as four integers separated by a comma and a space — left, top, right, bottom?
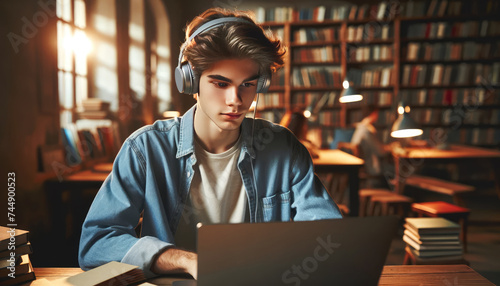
391, 104, 423, 138
339, 79, 362, 103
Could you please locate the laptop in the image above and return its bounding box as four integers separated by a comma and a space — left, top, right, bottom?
173, 216, 399, 286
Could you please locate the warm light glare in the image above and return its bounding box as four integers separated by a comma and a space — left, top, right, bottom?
398, 106, 405, 115
303, 110, 312, 118
63, 30, 92, 56
163, 111, 180, 118
339, 95, 363, 103
391, 129, 424, 138
73, 30, 92, 56
405, 106, 411, 113
342, 80, 349, 89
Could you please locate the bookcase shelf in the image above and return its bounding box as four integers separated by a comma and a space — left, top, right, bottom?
249, 0, 500, 148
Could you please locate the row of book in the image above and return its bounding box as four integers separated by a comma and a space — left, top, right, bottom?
346, 24, 393, 42
254, 0, 500, 24
293, 46, 340, 63
343, 91, 394, 107
405, 21, 500, 40
402, 0, 500, 18
256, 109, 285, 124
0, 226, 35, 285
404, 218, 464, 260
347, 67, 395, 87
421, 127, 500, 146
404, 41, 500, 61
401, 63, 500, 86
292, 67, 342, 88
292, 27, 338, 44
317, 110, 342, 127
348, 45, 394, 62
270, 69, 285, 88
61, 121, 121, 166
254, 2, 396, 23
292, 92, 339, 109
399, 88, 500, 106
412, 108, 500, 126
256, 92, 283, 110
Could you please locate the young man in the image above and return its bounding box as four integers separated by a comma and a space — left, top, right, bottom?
79, 8, 342, 279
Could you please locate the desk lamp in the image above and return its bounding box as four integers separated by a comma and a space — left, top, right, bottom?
339, 79, 363, 103
390, 102, 423, 138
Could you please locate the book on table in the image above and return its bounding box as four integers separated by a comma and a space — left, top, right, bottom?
0, 226, 29, 250
35, 261, 147, 286
403, 217, 463, 258
0, 260, 35, 286
0, 226, 36, 284
405, 217, 460, 235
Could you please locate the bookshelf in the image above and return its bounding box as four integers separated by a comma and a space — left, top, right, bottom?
399, 0, 500, 147
251, 0, 500, 148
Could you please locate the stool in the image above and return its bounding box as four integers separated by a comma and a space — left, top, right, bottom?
403, 246, 469, 265
369, 194, 413, 216
359, 189, 394, 217
411, 201, 470, 252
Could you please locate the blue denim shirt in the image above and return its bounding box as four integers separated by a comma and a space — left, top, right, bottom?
79, 105, 342, 277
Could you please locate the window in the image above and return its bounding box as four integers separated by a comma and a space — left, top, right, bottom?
57, 0, 91, 126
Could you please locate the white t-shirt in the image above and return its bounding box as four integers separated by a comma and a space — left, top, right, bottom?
174, 136, 247, 251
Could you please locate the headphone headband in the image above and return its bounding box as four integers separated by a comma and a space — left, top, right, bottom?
177, 17, 252, 69
175, 17, 270, 94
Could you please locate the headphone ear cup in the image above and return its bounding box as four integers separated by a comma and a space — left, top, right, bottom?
256, 75, 270, 93
175, 62, 198, 95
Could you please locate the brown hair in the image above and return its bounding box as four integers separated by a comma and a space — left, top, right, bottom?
181, 8, 286, 78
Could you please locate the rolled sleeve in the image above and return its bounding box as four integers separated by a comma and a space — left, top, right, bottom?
121, 236, 173, 278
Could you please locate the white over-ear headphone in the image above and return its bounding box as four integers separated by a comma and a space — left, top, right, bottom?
174, 17, 271, 95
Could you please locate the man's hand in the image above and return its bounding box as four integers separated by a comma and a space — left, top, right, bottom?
152, 248, 198, 279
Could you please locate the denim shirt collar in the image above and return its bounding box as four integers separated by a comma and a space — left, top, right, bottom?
176, 104, 256, 160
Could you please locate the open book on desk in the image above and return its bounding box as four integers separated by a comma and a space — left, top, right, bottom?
32, 261, 145, 286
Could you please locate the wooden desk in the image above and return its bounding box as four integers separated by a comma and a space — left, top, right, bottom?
378, 265, 494, 286
313, 149, 365, 216
28, 265, 494, 285
392, 144, 500, 197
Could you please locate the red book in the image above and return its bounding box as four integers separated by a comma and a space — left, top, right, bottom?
443, 89, 453, 105
425, 23, 431, 38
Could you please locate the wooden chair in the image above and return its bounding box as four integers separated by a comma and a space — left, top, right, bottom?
359, 188, 394, 217
411, 201, 470, 252
369, 193, 413, 217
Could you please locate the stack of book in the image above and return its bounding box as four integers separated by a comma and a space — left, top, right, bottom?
79, 98, 112, 119
403, 218, 464, 261
0, 226, 35, 285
